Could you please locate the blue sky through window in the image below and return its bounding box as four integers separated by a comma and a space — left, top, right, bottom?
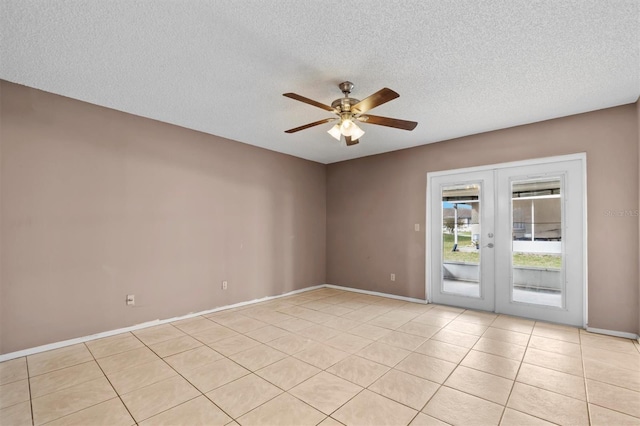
443, 202, 472, 209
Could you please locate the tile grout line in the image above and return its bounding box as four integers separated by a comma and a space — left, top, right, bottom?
573, 332, 640, 422
153, 321, 319, 424
421, 313, 597, 424
128, 324, 238, 424
234, 372, 330, 424
517, 320, 595, 424
239, 302, 398, 424
86, 339, 142, 425
25, 357, 34, 426
587, 401, 640, 421
420, 309, 475, 423
333, 305, 543, 422
30, 341, 141, 426
579, 331, 594, 425
211, 291, 370, 422
424, 310, 604, 417
238, 296, 427, 422
434, 312, 508, 423
26, 351, 108, 424
403, 309, 466, 422
136, 323, 241, 424
496, 318, 533, 425
412, 307, 476, 424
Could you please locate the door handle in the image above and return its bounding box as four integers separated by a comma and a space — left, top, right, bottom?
484, 243, 494, 248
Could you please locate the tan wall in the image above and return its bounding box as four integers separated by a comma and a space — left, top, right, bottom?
327, 104, 639, 334
0, 81, 327, 354
1, 80, 638, 355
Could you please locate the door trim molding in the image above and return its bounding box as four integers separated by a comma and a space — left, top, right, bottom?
426, 153, 587, 178
426, 153, 587, 327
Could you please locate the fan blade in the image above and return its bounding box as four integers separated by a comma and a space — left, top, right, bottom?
351, 88, 399, 114
345, 135, 359, 146
283, 93, 335, 112
359, 114, 418, 131
284, 118, 336, 133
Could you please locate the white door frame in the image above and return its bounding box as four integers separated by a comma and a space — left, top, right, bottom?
425, 153, 588, 327
427, 170, 496, 311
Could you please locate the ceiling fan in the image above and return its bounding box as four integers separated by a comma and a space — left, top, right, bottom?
283, 81, 418, 146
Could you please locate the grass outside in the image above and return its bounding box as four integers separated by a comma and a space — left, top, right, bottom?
443, 232, 561, 269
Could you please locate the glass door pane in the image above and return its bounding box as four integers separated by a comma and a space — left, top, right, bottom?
441, 183, 481, 298
429, 169, 494, 312
511, 178, 563, 307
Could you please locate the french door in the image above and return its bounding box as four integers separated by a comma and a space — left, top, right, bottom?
427, 154, 586, 327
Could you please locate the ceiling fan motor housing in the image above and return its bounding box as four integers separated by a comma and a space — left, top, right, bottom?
331, 97, 361, 114
333, 81, 360, 114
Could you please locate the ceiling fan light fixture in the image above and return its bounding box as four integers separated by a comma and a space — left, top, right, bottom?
349, 123, 365, 141
327, 124, 342, 141
339, 118, 364, 138
340, 118, 354, 134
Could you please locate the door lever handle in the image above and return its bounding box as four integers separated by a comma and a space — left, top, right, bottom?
484, 243, 494, 248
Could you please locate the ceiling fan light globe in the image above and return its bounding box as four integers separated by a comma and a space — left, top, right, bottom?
350, 124, 365, 141
328, 124, 342, 140
341, 120, 363, 138
340, 119, 353, 134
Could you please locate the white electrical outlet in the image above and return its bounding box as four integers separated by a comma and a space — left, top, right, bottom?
222, 280, 228, 290
415, 224, 420, 231
126, 294, 135, 306
390, 274, 396, 282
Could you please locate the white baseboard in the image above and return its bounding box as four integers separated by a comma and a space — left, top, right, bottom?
324, 284, 427, 304
585, 327, 639, 340
0, 284, 325, 363
3, 284, 637, 363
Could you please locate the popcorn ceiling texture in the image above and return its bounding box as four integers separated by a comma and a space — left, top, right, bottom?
1, 0, 638, 164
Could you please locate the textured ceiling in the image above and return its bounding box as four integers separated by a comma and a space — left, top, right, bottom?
1, 1, 638, 164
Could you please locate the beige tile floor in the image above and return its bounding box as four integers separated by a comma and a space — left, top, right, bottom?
1, 288, 640, 426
